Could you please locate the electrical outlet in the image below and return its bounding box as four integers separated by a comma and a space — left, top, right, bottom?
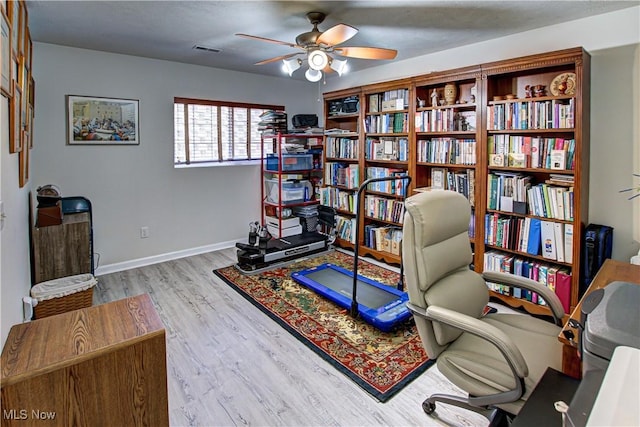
140, 226, 150, 238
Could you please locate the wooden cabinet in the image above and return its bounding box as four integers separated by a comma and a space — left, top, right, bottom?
411, 66, 483, 269
321, 47, 590, 317
479, 48, 590, 316
32, 212, 91, 284
321, 89, 363, 253
0, 294, 169, 427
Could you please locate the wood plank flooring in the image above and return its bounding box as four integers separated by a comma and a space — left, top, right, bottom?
95, 248, 489, 427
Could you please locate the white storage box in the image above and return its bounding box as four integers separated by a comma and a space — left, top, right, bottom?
31, 273, 97, 319
265, 215, 300, 229
267, 224, 303, 238
265, 179, 307, 205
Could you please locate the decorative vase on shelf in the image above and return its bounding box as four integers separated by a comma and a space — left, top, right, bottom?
444, 83, 457, 105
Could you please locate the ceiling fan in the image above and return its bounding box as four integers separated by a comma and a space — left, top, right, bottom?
236, 12, 397, 81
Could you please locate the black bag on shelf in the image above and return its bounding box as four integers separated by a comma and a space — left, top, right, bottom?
581, 224, 614, 296
292, 114, 318, 128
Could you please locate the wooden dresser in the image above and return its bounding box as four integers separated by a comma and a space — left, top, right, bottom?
1, 294, 169, 426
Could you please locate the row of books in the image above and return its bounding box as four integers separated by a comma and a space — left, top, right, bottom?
484, 214, 574, 263
487, 98, 575, 130
363, 225, 402, 256
319, 187, 356, 214
325, 162, 359, 189
326, 137, 359, 159
431, 168, 476, 206
487, 173, 530, 211
368, 89, 409, 113
417, 138, 477, 165
414, 109, 476, 132
364, 195, 405, 224
484, 250, 572, 313
488, 135, 576, 170
336, 215, 356, 243
527, 184, 574, 220
365, 137, 409, 162
365, 167, 409, 196
364, 113, 409, 134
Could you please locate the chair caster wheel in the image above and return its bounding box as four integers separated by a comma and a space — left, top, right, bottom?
422, 401, 436, 414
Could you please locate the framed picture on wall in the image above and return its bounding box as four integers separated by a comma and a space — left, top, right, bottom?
9, 0, 17, 56
67, 95, 140, 145
18, 130, 29, 187
9, 81, 21, 152
1, 10, 10, 96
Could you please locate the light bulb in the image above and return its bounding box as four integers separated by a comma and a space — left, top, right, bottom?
282, 58, 301, 76
308, 50, 328, 71
305, 68, 323, 82
330, 58, 348, 76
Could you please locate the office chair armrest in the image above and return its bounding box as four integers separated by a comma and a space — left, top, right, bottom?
407, 302, 529, 379
482, 271, 565, 326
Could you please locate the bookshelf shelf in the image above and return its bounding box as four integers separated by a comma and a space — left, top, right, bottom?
416, 131, 477, 136
488, 128, 574, 134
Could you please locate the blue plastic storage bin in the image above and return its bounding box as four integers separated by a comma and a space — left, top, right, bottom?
266, 154, 313, 171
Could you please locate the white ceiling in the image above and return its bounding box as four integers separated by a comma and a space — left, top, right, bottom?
26, 1, 638, 80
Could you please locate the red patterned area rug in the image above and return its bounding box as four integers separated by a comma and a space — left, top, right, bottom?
212, 250, 433, 402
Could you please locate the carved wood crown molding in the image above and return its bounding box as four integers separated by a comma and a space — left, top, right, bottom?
481, 52, 584, 75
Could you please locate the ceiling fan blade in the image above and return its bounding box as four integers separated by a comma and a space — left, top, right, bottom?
316, 24, 358, 47
236, 33, 299, 48
255, 53, 299, 66
335, 47, 398, 60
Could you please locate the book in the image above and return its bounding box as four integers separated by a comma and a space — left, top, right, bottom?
555, 269, 572, 313
554, 222, 565, 262
541, 220, 557, 260
527, 218, 542, 255
550, 149, 566, 170
564, 224, 574, 263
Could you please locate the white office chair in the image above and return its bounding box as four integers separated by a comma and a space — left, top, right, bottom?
402, 190, 566, 422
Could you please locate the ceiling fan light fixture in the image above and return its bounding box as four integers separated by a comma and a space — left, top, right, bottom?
330, 57, 348, 76
282, 58, 301, 76
305, 68, 323, 82
308, 49, 328, 71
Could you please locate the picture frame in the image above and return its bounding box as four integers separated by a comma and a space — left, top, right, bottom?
1, 9, 10, 96
16, 1, 23, 56
67, 95, 139, 145
9, 81, 21, 152
18, 130, 29, 187
9, 1, 17, 56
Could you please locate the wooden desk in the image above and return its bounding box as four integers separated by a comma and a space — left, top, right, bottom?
558, 259, 640, 378
1, 294, 169, 427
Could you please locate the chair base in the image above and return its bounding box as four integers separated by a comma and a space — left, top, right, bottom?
423, 393, 514, 427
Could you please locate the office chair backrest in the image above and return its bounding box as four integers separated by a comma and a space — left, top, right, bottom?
403, 190, 489, 358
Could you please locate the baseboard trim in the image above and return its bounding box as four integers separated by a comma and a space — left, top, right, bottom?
95, 238, 243, 276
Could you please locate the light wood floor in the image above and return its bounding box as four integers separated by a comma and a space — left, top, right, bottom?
95, 247, 489, 427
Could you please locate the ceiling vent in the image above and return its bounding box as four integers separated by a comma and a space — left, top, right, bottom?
193, 45, 221, 53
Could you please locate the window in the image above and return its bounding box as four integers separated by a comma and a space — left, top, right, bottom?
174, 98, 284, 165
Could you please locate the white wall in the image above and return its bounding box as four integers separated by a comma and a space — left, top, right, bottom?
1, 98, 33, 345
31, 44, 318, 272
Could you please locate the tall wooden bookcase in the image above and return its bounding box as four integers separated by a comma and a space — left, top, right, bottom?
321, 47, 590, 317
479, 48, 590, 316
